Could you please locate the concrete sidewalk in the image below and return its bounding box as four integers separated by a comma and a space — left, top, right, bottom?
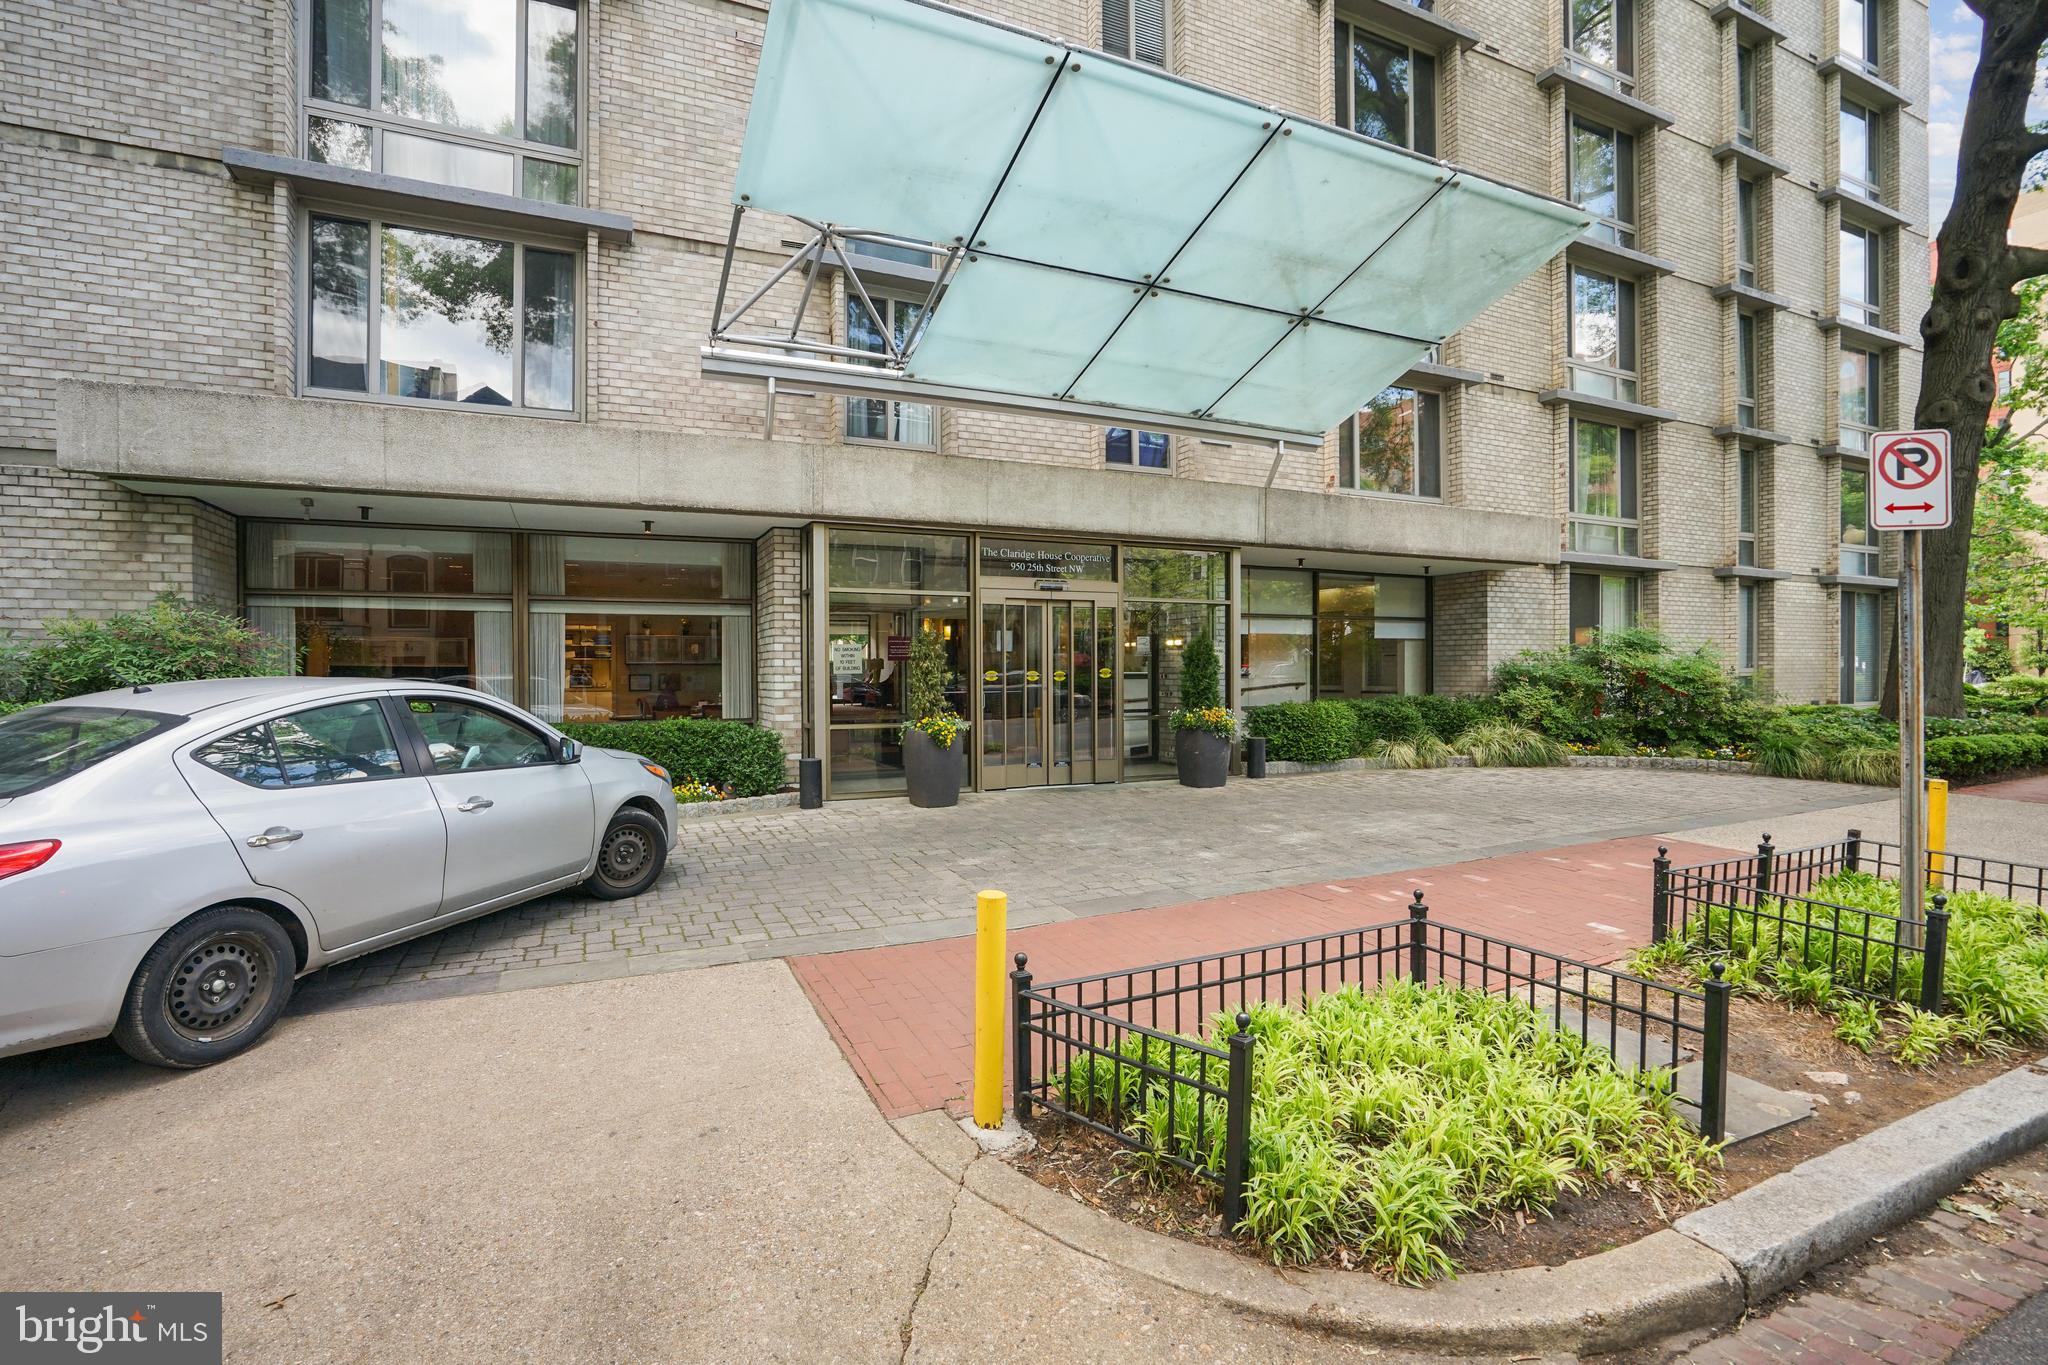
0, 960, 1448, 1363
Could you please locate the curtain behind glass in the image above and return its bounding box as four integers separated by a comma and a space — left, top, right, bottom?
528, 610, 567, 720
528, 534, 568, 595
721, 616, 755, 719
245, 603, 299, 672
475, 611, 516, 701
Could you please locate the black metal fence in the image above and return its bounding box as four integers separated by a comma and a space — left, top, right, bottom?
1011, 893, 1726, 1225
1653, 830, 2048, 1013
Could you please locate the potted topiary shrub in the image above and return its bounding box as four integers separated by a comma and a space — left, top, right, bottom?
1169, 624, 1235, 788
901, 624, 968, 808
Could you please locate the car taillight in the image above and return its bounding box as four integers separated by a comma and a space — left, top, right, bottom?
0, 840, 59, 881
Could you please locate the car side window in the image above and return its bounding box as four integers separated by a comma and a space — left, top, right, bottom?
272, 701, 404, 786
406, 697, 553, 773
194, 725, 287, 789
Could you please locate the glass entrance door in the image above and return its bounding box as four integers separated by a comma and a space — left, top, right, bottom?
979, 596, 1118, 789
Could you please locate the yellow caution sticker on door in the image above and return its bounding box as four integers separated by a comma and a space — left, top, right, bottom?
1052, 669, 1067, 682
1025, 670, 1040, 683
983, 670, 998, 683
1098, 667, 1112, 679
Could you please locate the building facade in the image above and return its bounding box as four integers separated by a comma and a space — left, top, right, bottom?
0, 0, 1930, 797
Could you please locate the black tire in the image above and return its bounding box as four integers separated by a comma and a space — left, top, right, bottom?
583, 807, 669, 900
113, 906, 297, 1069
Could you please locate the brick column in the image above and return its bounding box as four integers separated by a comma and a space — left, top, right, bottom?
752, 527, 804, 772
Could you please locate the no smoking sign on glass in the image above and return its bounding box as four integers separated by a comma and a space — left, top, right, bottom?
1868, 430, 1953, 531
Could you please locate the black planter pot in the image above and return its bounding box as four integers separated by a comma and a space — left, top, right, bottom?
1175, 729, 1230, 788
904, 727, 963, 808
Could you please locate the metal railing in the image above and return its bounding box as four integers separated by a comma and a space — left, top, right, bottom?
1011, 894, 1726, 1226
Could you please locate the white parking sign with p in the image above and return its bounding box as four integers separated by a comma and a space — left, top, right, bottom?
1868, 430, 1953, 531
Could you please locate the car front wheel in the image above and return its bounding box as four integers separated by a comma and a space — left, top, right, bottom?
113, 906, 297, 1069
583, 808, 668, 900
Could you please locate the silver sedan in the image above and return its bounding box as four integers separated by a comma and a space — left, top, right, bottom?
0, 678, 677, 1067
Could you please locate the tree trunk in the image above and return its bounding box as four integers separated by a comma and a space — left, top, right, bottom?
1883, 1, 2048, 718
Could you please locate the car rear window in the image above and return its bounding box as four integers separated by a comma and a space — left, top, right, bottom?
0, 705, 185, 799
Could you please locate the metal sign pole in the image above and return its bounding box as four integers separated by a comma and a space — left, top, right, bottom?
1897, 527, 1924, 950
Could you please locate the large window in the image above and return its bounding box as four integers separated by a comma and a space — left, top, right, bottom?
1840, 0, 1880, 71
845, 295, 934, 446
1735, 42, 1759, 148
1336, 18, 1437, 154
1840, 460, 1879, 576
1569, 419, 1639, 556
1736, 311, 1760, 429
1840, 223, 1882, 326
244, 523, 756, 723
1314, 574, 1428, 698
1122, 548, 1228, 779
1569, 572, 1637, 645
1566, 0, 1635, 90
1569, 116, 1636, 248
307, 214, 576, 412
1339, 387, 1441, 497
307, 0, 582, 204
1568, 267, 1637, 402
826, 529, 970, 797
1101, 0, 1167, 65
1839, 346, 1881, 452
1841, 589, 1880, 703
1105, 428, 1171, 470
1840, 99, 1880, 199
1736, 177, 1760, 288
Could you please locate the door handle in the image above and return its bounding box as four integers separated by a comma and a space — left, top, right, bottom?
247, 826, 302, 848
457, 797, 495, 813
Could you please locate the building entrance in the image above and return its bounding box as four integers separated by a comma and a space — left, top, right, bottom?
978, 595, 1118, 789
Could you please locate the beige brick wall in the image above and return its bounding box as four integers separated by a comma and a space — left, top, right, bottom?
1, 0, 1932, 705
0, 464, 237, 634
752, 525, 805, 762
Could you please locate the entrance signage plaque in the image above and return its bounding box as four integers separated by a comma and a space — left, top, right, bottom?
980, 538, 1114, 583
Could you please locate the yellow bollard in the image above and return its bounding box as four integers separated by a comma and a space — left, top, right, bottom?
1927, 778, 1949, 891
972, 889, 1007, 1129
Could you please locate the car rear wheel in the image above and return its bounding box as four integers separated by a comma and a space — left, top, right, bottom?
582, 808, 668, 900
113, 907, 297, 1069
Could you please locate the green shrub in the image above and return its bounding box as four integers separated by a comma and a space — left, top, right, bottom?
1409, 693, 1493, 740
3, 594, 293, 703
1370, 733, 1454, 769
1452, 720, 1568, 767
1178, 625, 1222, 711
1490, 628, 1755, 751
557, 717, 787, 796
1926, 731, 2048, 780
1344, 696, 1425, 749
1244, 701, 1355, 763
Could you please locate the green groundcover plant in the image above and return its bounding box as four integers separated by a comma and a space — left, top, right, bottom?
558, 717, 786, 797
1047, 981, 1719, 1283
1629, 872, 2048, 1068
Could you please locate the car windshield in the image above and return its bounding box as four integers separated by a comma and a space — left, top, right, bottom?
0, 705, 185, 799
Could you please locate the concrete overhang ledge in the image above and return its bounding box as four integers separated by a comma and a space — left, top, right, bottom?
56, 382, 1561, 570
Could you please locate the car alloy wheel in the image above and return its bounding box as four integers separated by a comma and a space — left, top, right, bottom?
164, 931, 277, 1044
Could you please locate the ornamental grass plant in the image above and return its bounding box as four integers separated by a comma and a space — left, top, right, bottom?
1047, 980, 1719, 1282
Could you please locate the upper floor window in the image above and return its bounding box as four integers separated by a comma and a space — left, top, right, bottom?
1736, 177, 1760, 288
1840, 0, 1880, 72
1840, 98, 1880, 199
1567, 266, 1637, 403
1102, 0, 1168, 65
1568, 418, 1639, 556
846, 295, 934, 446
308, 0, 582, 204
1106, 428, 1171, 469
1839, 346, 1881, 452
1736, 311, 1760, 428
1736, 445, 1759, 567
1339, 387, 1442, 497
1566, 0, 1635, 91
307, 213, 577, 412
1840, 223, 1882, 326
1336, 19, 1438, 155
1735, 42, 1759, 148
1569, 116, 1636, 248
1841, 460, 1878, 576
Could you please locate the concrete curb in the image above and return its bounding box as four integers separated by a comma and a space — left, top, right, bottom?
892, 1058, 2048, 1355
1674, 1059, 2048, 1302
674, 791, 800, 819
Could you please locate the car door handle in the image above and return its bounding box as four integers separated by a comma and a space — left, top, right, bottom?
457, 797, 495, 813
247, 826, 302, 848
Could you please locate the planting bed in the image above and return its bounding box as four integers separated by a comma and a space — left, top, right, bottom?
1014, 989, 2032, 1280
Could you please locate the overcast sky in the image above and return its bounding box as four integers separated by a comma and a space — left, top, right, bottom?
1925, 3, 2048, 228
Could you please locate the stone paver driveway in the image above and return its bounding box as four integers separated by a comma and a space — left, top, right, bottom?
297, 766, 1874, 1008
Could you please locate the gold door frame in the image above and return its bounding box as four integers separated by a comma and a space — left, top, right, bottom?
976, 591, 1120, 790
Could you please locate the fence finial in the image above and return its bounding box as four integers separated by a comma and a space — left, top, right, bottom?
1409, 888, 1428, 917
1234, 1011, 1252, 1034
1014, 951, 1028, 970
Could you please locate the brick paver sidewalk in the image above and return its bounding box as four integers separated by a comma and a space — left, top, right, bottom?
1966, 774, 2048, 805
1672, 1154, 2048, 1364
792, 834, 1726, 1118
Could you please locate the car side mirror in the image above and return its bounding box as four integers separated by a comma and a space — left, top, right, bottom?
556, 737, 583, 765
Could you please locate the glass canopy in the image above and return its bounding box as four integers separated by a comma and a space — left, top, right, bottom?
717, 0, 1591, 444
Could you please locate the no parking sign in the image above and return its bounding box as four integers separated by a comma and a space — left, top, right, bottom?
1869, 430, 1953, 531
